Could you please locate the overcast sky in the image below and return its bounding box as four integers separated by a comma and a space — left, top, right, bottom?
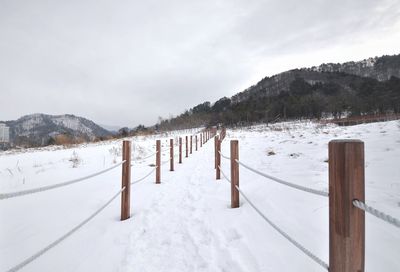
1, 0, 399, 127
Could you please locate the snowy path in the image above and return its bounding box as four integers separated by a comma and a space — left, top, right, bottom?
119, 142, 248, 272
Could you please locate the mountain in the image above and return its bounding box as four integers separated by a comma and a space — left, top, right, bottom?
231, 54, 400, 104
309, 55, 400, 81
156, 54, 400, 130
3, 114, 112, 146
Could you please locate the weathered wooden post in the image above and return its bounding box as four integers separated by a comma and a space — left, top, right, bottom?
185, 136, 189, 158
200, 134, 203, 147
216, 137, 221, 180
195, 135, 198, 151
329, 140, 365, 272
230, 140, 239, 208
179, 137, 182, 164
156, 140, 161, 184
121, 140, 131, 220
170, 138, 174, 171
214, 135, 218, 169
190, 135, 193, 154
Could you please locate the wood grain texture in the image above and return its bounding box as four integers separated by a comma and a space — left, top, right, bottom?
230, 140, 239, 208
185, 136, 188, 158
190, 136, 193, 154
156, 140, 161, 184
121, 140, 131, 220
329, 140, 365, 272
216, 137, 221, 180
179, 137, 182, 164
170, 139, 174, 171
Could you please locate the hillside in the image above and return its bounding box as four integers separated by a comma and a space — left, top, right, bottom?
157, 54, 400, 130
3, 114, 111, 147
232, 54, 400, 104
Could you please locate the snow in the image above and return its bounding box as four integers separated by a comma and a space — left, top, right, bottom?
0, 121, 399, 271
52, 116, 93, 135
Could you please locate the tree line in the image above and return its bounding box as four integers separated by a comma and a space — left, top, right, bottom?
156, 73, 400, 130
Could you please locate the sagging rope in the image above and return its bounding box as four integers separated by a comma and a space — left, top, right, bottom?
0, 161, 126, 200
219, 151, 327, 197
235, 159, 328, 197
353, 200, 400, 229
219, 151, 230, 160
218, 166, 329, 270
5, 187, 126, 272
132, 151, 158, 162
131, 167, 157, 185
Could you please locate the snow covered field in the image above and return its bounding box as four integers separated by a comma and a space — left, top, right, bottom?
1, 121, 399, 271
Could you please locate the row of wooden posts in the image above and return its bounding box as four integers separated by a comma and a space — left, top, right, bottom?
214, 134, 366, 272
122, 126, 365, 271
120, 128, 218, 221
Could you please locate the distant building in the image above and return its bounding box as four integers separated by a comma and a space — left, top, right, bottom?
0, 123, 10, 143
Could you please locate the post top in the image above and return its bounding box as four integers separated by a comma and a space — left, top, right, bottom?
329, 139, 364, 144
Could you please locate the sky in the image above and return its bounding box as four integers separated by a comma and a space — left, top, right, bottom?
1, 0, 400, 128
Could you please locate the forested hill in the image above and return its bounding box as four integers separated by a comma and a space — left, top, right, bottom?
157, 54, 400, 130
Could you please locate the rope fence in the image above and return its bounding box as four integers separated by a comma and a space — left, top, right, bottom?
5, 187, 126, 272
131, 167, 158, 185
236, 159, 328, 197
353, 199, 400, 229
3, 128, 216, 272
214, 131, 400, 272
0, 161, 126, 200
218, 166, 328, 270
218, 151, 328, 197
132, 151, 158, 162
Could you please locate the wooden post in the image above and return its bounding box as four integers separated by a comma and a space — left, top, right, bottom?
156, 140, 161, 184
185, 136, 188, 158
216, 137, 221, 180
121, 140, 131, 221
195, 135, 198, 151
190, 135, 193, 154
200, 134, 203, 147
329, 140, 365, 272
170, 139, 174, 171
230, 140, 239, 208
214, 136, 218, 169
179, 137, 182, 163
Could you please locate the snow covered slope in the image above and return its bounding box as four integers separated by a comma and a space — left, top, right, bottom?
3, 113, 111, 146
0, 122, 399, 271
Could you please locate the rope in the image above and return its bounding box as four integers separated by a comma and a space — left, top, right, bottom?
5, 187, 126, 272
353, 200, 400, 229
218, 166, 328, 270
131, 167, 157, 185
132, 152, 157, 162
235, 159, 328, 197
0, 161, 126, 200
219, 151, 230, 160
